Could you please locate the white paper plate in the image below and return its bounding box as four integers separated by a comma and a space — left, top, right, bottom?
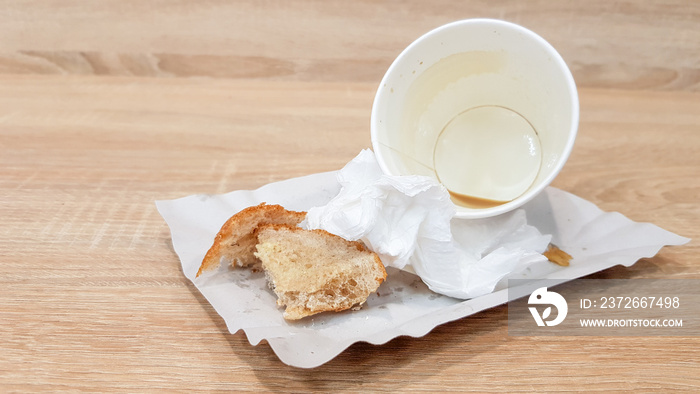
156, 171, 689, 368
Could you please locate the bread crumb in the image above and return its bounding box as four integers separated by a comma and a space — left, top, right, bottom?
544, 244, 572, 267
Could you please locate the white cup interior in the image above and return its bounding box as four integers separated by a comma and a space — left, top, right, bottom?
371, 19, 579, 219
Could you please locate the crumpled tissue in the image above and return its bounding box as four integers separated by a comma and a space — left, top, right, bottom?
303, 149, 551, 299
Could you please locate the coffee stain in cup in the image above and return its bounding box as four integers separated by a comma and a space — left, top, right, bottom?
448, 191, 510, 209
433, 105, 542, 208
397, 51, 543, 209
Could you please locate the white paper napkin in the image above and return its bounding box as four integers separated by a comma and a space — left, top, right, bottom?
156, 165, 689, 368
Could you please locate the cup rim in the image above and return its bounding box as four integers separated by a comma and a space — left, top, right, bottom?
370, 18, 579, 219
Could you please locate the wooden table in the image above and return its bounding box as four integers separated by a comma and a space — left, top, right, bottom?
2, 1, 698, 391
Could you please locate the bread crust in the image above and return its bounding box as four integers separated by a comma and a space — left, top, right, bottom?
196, 203, 306, 277
197, 203, 387, 321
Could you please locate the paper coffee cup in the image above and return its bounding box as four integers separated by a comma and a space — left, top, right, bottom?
371, 19, 579, 219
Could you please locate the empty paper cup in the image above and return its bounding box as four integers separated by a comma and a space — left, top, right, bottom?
371, 19, 579, 219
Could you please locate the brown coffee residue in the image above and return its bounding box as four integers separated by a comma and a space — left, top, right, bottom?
448, 190, 509, 209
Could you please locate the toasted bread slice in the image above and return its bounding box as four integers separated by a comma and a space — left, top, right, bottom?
254, 224, 387, 320
196, 203, 306, 277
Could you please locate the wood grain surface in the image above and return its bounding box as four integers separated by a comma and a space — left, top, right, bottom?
1, 1, 698, 392
1, 0, 699, 90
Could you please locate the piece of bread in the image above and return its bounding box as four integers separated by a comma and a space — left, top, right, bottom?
254, 224, 387, 320
196, 203, 306, 277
